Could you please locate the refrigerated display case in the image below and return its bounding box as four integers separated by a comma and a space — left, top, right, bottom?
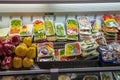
0, 0, 120, 80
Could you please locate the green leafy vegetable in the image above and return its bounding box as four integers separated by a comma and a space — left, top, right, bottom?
67, 19, 77, 25
67, 35, 78, 40
11, 19, 21, 27
45, 20, 55, 35
68, 44, 75, 54
59, 49, 65, 55
56, 24, 65, 36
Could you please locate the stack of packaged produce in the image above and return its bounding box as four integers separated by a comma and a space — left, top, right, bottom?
78, 16, 92, 40
33, 19, 46, 42
99, 43, 117, 63
20, 24, 33, 40
98, 15, 120, 64
9, 19, 22, 36
77, 16, 100, 59
98, 42, 120, 64
114, 16, 120, 41
80, 39, 99, 59
91, 19, 107, 46
55, 23, 66, 41
66, 18, 79, 41
37, 42, 54, 61
45, 19, 56, 41
102, 15, 118, 43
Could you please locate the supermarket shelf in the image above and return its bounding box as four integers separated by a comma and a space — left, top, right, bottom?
0, 69, 50, 76
59, 66, 120, 73
0, 66, 120, 76
0, 3, 120, 13
0, 0, 119, 3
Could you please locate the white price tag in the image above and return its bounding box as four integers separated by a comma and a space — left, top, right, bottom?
33, 16, 43, 20
23, 16, 31, 24
67, 15, 76, 19
45, 15, 54, 21
55, 15, 66, 22
50, 69, 59, 73
12, 16, 20, 19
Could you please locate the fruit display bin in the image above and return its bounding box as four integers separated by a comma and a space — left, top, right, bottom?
0, 67, 31, 71
36, 41, 99, 69
99, 62, 120, 67
36, 60, 99, 69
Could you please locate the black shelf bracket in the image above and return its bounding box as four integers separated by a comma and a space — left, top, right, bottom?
50, 69, 59, 80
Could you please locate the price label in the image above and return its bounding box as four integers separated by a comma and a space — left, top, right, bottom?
50, 69, 59, 73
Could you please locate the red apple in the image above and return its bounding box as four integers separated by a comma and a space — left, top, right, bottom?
11, 35, 20, 46
0, 41, 6, 56
3, 43, 15, 56
1, 56, 12, 69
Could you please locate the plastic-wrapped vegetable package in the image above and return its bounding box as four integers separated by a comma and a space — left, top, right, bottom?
65, 42, 81, 57
33, 19, 46, 42
99, 44, 118, 63
66, 18, 78, 41
20, 24, 33, 41
9, 19, 22, 36
102, 15, 118, 43
80, 39, 99, 59
55, 23, 67, 41
37, 42, 54, 62
45, 19, 56, 41
78, 16, 92, 40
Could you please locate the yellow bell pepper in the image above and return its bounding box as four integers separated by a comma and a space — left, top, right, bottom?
19, 43, 27, 47
23, 37, 32, 47
26, 47, 36, 59
30, 43, 37, 48
23, 57, 34, 68
15, 45, 28, 57
13, 57, 22, 68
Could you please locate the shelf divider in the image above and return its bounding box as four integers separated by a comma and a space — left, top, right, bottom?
59, 66, 120, 73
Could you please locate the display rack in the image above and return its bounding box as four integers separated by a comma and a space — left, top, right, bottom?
59, 66, 120, 73
0, 0, 119, 3
0, 69, 49, 76
0, 66, 120, 80
0, 1, 120, 80
0, 3, 120, 13
1, 66, 120, 76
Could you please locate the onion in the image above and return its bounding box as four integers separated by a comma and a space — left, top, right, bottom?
40, 48, 48, 55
